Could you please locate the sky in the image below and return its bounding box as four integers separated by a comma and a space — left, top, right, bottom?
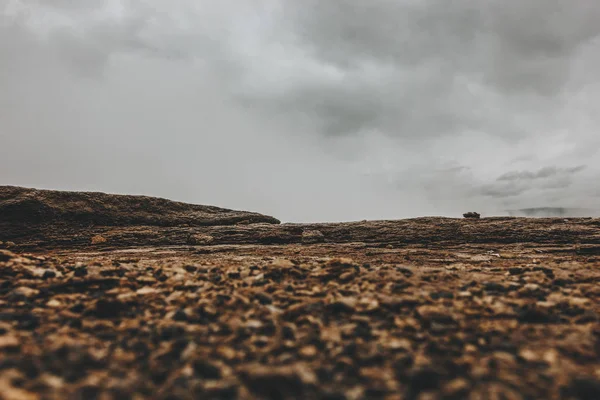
2, 0, 600, 222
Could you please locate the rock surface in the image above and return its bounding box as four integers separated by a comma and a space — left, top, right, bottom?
0, 185, 280, 229
1, 187, 599, 399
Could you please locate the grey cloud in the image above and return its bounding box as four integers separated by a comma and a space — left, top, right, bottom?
497, 165, 586, 181
28, 1, 102, 11
289, 0, 600, 95
485, 0, 600, 94
480, 182, 529, 199
7, 2, 215, 78
225, 0, 600, 145
45, 15, 193, 77
480, 165, 586, 201
290, 1, 483, 69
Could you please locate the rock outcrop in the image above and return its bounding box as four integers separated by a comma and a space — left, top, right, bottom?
3, 186, 600, 250
0, 186, 279, 246
1, 187, 600, 399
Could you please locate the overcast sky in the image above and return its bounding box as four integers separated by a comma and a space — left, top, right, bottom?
2, 0, 600, 222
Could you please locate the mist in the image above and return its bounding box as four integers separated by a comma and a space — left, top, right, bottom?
2, 1, 600, 222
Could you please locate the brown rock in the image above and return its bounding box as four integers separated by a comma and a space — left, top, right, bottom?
0, 185, 280, 227
0, 187, 599, 400
0, 249, 15, 262
91, 235, 107, 245
463, 212, 481, 219
0, 335, 20, 350
239, 364, 317, 399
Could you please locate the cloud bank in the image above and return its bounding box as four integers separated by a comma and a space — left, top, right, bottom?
2, 0, 600, 221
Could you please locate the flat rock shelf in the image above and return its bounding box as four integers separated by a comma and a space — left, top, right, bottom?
1, 186, 599, 399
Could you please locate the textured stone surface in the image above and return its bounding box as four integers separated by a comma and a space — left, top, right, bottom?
1, 187, 599, 399
0, 185, 280, 230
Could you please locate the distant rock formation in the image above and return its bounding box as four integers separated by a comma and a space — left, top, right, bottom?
3, 186, 600, 250
0, 186, 280, 228
506, 207, 598, 217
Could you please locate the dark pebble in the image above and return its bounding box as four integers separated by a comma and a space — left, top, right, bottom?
42, 270, 57, 279
255, 292, 273, 305
172, 309, 188, 322
193, 359, 222, 379
91, 299, 124, 319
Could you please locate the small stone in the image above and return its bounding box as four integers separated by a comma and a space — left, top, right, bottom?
91, 299, 124, 319
465, 344, 477, 353
387, 338, 412, 351
326, 258, 357, 268
240, 364, 317, 399
91, 235, 107, 245
245, 320, 264, 329
569, 297, 590, 307
443, 378, 470, 396
509, 267, 524, 275
519, 283, 544, 297
299, 345, 318, 358
217, 346, 237, 361
272, 259, 294, 268
483, 282, 508, 292
517, 305, 558, 324
430, 291, 454, 300
192, 359, 222, 379
0, 249, 16, 262
42, 270, 57, 279
255, 292, 273, 305
136, 287, 159, 295
518, 349, 539, 363
339, 272, 355, 282
327, 297, 357, 314
0, 334, 20, 350
184, 265, 198, 272
11, 286, 40, 299
187, 234, 214, 245
463, 212, 480, 219
203, 381, 238, 398
172, 309, 188, 322
536, 301, 556, 309
46, 299, 62, 308
416, 305, 456, 324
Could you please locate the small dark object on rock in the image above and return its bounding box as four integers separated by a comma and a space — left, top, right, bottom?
255, 292, 273, 305
42, 270, 57, 279
172, 309, 188, 322
92, 299, 124, 319
0, 250, 14, 262
463, 212, 481, 219
192, 359, 222, 379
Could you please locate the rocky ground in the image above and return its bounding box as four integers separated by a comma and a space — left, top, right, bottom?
1, 186, 599, 399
